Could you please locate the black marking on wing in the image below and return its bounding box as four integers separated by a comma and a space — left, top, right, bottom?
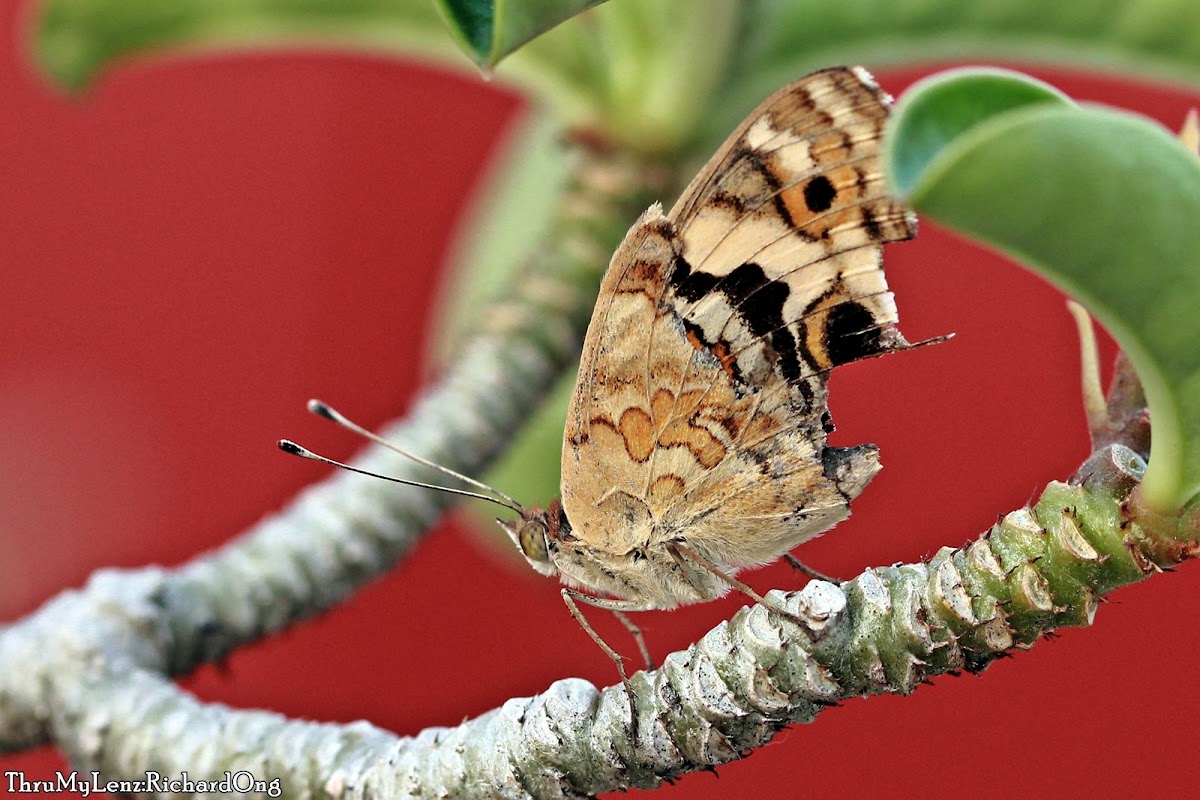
860, 205, 883, 241
748, 147, 794, 232
710, 190, 748, 216
742, 147, 819, 243
669, 254, 719, 303
823, 301, 885, 366
803, 175, 837, 212
672, 256, 810, 390
722, 263, 803, 385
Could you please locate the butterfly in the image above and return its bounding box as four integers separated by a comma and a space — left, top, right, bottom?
282, 66, 926, 728
499, 65, 920, 664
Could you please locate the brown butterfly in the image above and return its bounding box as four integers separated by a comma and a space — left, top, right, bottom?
282, 66, 928, 728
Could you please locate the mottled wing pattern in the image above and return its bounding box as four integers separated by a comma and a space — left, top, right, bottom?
561, 67, 915, 571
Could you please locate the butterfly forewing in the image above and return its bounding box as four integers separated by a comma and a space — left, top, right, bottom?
667, 66, 916, 395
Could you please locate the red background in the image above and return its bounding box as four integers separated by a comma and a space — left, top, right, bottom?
3, 2, 1198, 797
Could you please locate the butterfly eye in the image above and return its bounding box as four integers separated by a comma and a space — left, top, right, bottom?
518, 519, 551, 563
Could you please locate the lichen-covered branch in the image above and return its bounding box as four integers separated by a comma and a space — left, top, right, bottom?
376, 444, 1192, 798
5, 430, 1192, 798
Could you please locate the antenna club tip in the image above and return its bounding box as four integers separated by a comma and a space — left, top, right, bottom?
307, 399, 336, 419
278, 439, 308, 456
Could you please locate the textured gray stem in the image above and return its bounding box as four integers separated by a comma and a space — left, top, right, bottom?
4, 431, 1195, 798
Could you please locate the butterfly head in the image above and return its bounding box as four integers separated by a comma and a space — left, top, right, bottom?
499, 499, 572, 578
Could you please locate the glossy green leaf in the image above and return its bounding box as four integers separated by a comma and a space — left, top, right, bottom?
42, 0, 1200, 156
436, 0, 607, 68
32, 0, 736, 153
886, 68, 1200, 511
705, 0, 1200, 151
882, 68, 1073, 192
36, 0, 459, 91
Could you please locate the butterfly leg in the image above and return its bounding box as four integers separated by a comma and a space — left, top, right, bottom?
611, 610, 653, 670
668, 542, 810, 630
560, 589, 657, 737
782, 553, 843, 586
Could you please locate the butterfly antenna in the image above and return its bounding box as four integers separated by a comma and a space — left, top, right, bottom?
278, 440, 524, 514
304, 399, 525, 512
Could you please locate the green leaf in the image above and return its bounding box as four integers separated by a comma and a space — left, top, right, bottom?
436, 0, 608, 68
36, 0, 461, 91
33, 0, 737, 153
885, 68, 1200, 511
706, 0, 1200, 151
882, 68, 1073, 193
